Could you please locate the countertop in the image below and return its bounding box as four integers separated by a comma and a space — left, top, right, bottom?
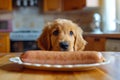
83, 32, 120, 38
0, 52, 120, 80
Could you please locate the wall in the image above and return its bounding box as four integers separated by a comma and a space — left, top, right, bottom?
44, 9, 99, 32
12, 7, 44, 31
0, 7, 99, 32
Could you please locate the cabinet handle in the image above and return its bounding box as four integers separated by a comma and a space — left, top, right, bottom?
72, 7, 79, 10
0, 43, 2, 46
94, 38, 100, 41
0, 36, 2, 38
49, 8, 58, 11
0, 8, 5, 10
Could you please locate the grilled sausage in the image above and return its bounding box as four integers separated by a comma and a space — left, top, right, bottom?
20, 50, 105, 65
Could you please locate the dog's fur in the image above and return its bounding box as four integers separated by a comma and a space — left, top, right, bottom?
37, 19, 87, 51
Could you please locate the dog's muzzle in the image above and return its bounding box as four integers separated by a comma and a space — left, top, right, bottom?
59, 42, 69, 50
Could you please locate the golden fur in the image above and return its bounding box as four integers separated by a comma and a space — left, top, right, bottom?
37, 19, 87, 51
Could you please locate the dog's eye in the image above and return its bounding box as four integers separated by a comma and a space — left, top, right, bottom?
70, 31, 73, 36
53, 30, 59, 36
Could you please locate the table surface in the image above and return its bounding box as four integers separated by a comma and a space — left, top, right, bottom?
0, 52, 120, 80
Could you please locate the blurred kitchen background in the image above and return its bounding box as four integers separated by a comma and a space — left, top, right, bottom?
0, 0, 120, 53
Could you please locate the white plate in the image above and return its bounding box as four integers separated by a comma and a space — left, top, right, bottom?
9, 54, 111, 71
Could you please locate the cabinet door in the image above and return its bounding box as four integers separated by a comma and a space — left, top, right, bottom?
0, 0, 12, 11
63, 0, 86, 11
0, 33, 10, 53
84, 37, 106, 51
44, 0, 61, 12
86, 0, 99, 7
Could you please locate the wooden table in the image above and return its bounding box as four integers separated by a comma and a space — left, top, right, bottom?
0, 52, 120, 80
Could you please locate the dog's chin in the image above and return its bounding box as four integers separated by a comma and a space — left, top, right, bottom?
60, 48, 73, 51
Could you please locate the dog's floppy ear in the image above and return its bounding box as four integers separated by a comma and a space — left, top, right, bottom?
74, 27, 87, 51
37, 23, 51, 50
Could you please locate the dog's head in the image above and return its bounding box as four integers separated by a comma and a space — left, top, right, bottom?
37, 19, 87, 51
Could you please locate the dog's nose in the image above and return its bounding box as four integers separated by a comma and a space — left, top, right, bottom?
59, 42, 69, 50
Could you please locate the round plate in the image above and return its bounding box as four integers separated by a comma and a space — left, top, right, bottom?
9, 54, 111, 71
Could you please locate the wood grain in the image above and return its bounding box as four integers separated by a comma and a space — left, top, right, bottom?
0, 52, 120, 80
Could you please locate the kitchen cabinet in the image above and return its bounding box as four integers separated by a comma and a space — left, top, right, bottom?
0, 0, 12, 11
63, 0, 85, 11
83, 33, 120, 51
43, 0, 99, 12
106, 39, 120, 51
84, 36, 106, 51
0, 33, 10, 53
43, 0, 61, 12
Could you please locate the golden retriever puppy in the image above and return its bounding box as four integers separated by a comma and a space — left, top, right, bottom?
37, 19, 87, 51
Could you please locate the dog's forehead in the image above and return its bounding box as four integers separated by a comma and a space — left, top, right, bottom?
52, 22, 76, 30
55, 19, 72, 24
